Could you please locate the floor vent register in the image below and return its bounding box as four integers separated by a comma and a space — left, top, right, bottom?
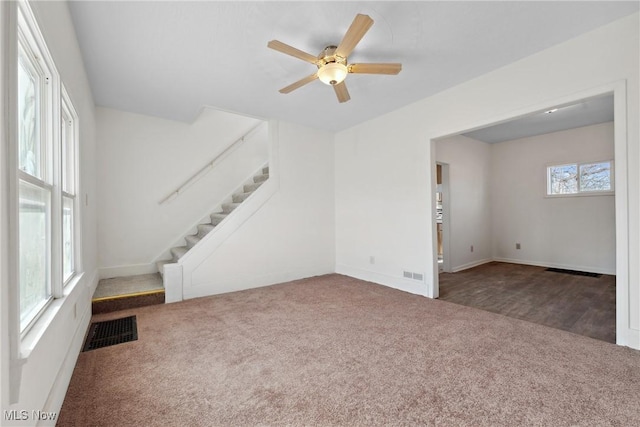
82, 315, 138, 352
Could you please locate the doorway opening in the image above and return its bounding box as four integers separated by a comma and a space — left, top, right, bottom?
432, 86, 629, 345
435, 163, 450, 274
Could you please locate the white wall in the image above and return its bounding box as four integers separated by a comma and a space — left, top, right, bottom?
1, 1, 98, 424
436, 135, 493, 271
335, 13, 639, 348
96, 107, 267, 278
182, 120, 336, 298
492, 122, 615, 274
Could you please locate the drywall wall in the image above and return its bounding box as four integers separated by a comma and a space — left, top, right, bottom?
183, 120, 336, 298
335, 13, 639, 348
436, 135, 493, 272
96, 107, 267, 278
1, 0, 98, 423
492, 122, 615, 274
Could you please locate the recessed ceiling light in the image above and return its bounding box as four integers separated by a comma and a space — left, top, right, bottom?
545, 108, 559, 114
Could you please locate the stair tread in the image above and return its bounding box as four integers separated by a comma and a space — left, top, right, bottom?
93, 273, 164, 299
197, 223, 215, 236
232, 191, 253, 203
185, 234, 201, 248
210, 212, 228, 225
244, 181, 265, 192
222, 202, 241, 213
171, 246, 189, 261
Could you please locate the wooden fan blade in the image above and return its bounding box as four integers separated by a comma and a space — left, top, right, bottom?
267, 40, 318, 64
279, 73, 319, 94
335, 14, 374, 58
333, 81, 350, 103
349, 63, 402, 75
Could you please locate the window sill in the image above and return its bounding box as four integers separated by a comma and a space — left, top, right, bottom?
20, 271, 85, 359
545, 191, 615, 199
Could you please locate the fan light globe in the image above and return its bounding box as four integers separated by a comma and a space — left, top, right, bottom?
318, 63, 348, 86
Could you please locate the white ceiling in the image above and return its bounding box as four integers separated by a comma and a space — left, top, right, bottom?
68, 1, 638, 133
463, 94, 615, 144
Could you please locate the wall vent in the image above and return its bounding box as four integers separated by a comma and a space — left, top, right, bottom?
403, 271, 424, 282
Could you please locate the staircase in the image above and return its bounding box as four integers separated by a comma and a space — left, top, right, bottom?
156, 165, 269, 276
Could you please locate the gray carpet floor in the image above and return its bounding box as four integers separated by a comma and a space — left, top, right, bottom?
59, 274, 640, 426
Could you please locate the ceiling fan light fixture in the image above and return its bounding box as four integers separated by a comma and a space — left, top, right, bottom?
318, 62, 348, 86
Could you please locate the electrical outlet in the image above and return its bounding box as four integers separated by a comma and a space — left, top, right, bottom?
470, 245, 474, 252
369, 256, 375, 264
516, 243, 521, 250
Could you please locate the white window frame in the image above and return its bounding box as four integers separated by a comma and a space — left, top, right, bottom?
60, 84, 80, 286
16, 2, 58, 334
546, 160, 615, 197
11, 1, 81, 337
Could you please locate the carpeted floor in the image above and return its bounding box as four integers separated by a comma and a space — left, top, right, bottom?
58, 274, 640, 426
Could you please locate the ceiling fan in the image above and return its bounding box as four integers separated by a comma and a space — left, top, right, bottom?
267, 14, 402, 103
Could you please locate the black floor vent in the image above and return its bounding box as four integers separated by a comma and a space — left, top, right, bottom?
83, 315, 138, 352
546, 268, 602, 278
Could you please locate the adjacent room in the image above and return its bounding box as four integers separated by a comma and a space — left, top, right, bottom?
435, 95, 617, 343
1, 1, 639, 426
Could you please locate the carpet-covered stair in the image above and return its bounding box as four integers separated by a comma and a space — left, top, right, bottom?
92, 273, 165, 314
156, 166, 269, 276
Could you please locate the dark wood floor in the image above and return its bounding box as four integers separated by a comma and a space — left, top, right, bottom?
438, 262, 616, 343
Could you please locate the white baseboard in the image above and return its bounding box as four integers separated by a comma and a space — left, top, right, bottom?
335, 264, 429, 297
39, 304, 91, 426
451, 258, 493, 273
98, 263, 157, 280
492, 257, 615, 275
183, 267, 334, 300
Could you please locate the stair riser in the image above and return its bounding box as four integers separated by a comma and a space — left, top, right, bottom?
92, 292, 165, 314
253, 174, 268, 183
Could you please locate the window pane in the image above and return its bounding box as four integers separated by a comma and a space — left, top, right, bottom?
19, 180, 51, 329
548, 164, 577, 194
580, 162, 611, 192
62, 196, 74, 282
18, 54, 42, 179
61, 109, 75, 194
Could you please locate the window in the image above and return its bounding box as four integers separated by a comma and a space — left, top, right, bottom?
547, 161, 613, 196
17, 10, 54, 331
16, 3, 80, 333
61, 88, 78, 284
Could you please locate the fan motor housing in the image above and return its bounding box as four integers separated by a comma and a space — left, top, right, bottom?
317, 45, 347, 68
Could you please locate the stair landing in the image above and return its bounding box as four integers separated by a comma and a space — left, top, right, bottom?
92, 273, 165, 314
